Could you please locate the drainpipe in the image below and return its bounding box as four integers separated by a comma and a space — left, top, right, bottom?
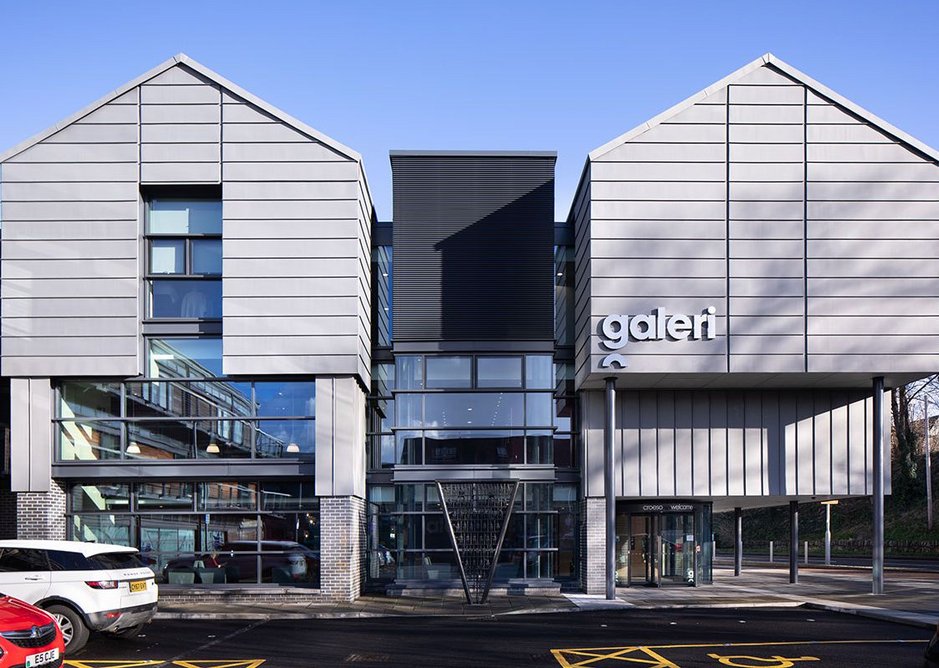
604, 377, 616, 600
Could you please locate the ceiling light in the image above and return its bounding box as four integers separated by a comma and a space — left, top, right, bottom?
206, 442, 220, 455
126, 441, 141, 455
286, 442, 300, 454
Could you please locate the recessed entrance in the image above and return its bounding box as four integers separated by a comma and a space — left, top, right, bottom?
616, 501, 713, 587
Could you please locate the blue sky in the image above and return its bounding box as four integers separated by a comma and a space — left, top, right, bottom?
1, 1, 937, 219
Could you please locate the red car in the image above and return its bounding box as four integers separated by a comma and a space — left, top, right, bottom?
0, 594, 64, 667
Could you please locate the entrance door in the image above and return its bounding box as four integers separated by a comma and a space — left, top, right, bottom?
659, 513, 695, 585
627, 514, 656, 586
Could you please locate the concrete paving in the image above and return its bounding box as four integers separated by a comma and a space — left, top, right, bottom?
154, 565, 939, 629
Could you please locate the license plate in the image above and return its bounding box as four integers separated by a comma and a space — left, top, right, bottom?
129, 579, 148, 592
25, 647, 59, 667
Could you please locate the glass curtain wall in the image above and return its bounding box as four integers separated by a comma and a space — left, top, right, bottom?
367, 355, 575, 468
368, 482, 577, 582
68, 481, 320, 587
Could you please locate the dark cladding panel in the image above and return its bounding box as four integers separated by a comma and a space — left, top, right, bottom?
391, 152, 556, 344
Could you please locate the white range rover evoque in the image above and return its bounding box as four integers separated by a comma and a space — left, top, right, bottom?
0, 540, 158, 653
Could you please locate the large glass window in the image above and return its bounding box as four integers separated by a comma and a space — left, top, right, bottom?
367, 354, 576, 469
146, 199, 222, 321
67, 480, 319, 588
56, 378, 314, 462
366, 482, 577, 582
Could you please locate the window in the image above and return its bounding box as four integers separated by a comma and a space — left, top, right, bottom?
0, 548, 48, 572
146, 199, 222, 320
67, 481, 320, 587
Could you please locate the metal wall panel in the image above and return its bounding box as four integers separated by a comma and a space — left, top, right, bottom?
582, 388, 884, 499
1, 88, 140, 377
576, 61, 939, 386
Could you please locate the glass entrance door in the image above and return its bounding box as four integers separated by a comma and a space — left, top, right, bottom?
627, 514, 655, 586
659, 513, 695, 585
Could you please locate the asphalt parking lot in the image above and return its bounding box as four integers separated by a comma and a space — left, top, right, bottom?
64, 607, 932, 667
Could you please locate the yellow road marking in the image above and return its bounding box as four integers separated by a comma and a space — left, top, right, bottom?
551, 645, 679, 667
550, 639, 927, 667
172, 662, 265, 668
65, 662, 165, 668
706, 654, 819, 668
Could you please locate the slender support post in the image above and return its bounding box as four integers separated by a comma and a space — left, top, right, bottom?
804, 540, 809, 565
789, 500, 799, 584
769, 540, 774, 564
733, 507, 742, 576
872, 376, 885, 595
824, 503, 831, 566
926, 394, 934, 531
604, 377, 616, 600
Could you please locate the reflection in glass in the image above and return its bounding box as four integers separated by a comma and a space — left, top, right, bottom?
424, 430, 523, 465
426, 357, 472, 389
191, 239, 222, 275
477, 357, 522, 388
136, 483, 194, 511
424, 393, 524, 428
395, 431, 422, 465
526, 430, 553, 464
254, 382, 315, 418
525, 355, 553, 389
553, 434, 573, 468
525, 393, 553, 427
59, 421, 121, 461
254, 420, 313, 457
150, 239, 185, 274
72, 515, 131, 547
395, 356, 424, 390
260, 482, 316, 511
127, 421, 193, 459
199, 482, 257, 510
70, 484, 129, 513
149, 279, 222, 319
396, 394, 422, 428
197, 419, 250, 458
149, 199, 222, 235
127, 381, 252, 419
59, 382, 120, 419
148, 338, 224, 378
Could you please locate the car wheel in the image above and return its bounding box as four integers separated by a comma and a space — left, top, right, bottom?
112, 623, 145, 639
45, 604, 90, 654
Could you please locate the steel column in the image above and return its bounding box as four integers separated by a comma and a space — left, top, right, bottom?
604, 377, 616, 600
872, 376, 885, 595
733, 507, 742, 576
926, 394, 934, 531
789, 500, 799, 584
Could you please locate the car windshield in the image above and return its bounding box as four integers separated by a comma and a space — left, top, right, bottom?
87, 551, 146, 569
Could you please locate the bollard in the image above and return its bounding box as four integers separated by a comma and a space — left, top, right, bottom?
769, 540, 774, 564
804, 540, 809, 565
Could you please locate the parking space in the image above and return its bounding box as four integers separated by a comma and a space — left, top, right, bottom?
552, 639, 928, 667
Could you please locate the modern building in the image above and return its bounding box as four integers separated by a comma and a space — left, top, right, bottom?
1, 53, 937, 600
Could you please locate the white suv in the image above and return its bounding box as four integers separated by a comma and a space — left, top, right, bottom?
0, 540, 158, 653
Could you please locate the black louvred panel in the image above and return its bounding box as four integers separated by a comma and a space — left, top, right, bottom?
391, 153, 555, 344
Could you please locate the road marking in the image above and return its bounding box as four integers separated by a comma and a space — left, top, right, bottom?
172, 662, 265, 668
706, 654, 819, 668
65, 662, 165, 668
165, 619, 268, 664
551, 646, 680, 667
550, 639, 927, 667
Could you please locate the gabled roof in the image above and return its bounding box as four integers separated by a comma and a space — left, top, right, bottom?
0, 53, 362, 163
589, 53, 939, 163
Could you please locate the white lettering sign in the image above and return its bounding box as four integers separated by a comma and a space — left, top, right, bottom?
599, 307, 717, 369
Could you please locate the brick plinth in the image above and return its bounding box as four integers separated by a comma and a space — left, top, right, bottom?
16, 480, 67, 540
320, 495, 366, 601
581, 497, 606, 595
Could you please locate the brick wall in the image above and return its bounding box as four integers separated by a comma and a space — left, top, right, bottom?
320, 495, 366, 601
16, 480, 66, 540
581, 497, 606, 594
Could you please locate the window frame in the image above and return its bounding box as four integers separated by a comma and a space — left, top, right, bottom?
145, 197, 222, 323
